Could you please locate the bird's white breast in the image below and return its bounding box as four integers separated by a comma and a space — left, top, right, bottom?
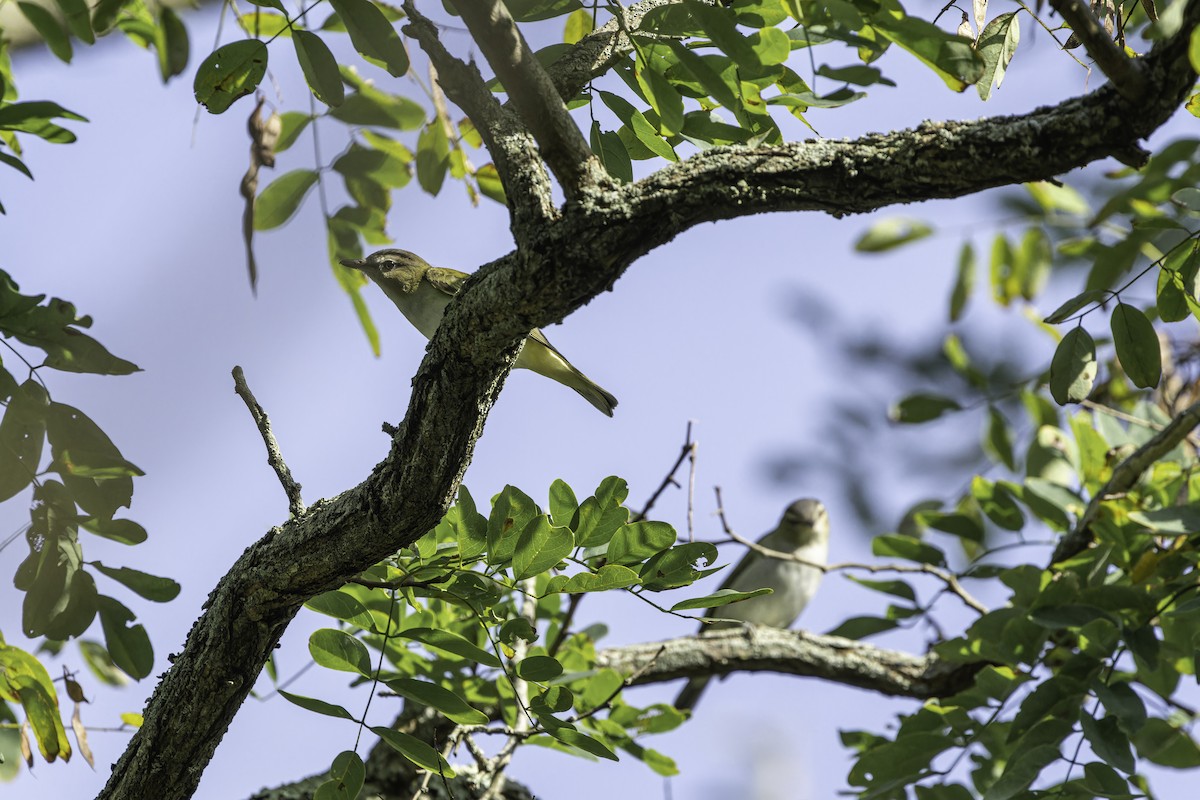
719, 540, 826, 628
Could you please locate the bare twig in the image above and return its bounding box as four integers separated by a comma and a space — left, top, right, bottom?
480, 580, 538, 800
686, 420, 698, 541
720, 525, 989, 615
1052, 398, 1200, 564
231, 366, 304, 517
635, 423, 696, 521
1048, 0, 1147, 100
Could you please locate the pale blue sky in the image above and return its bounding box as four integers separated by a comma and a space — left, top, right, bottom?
2, 7, 1190, 799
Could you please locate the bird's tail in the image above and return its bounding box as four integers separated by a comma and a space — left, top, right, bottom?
673, 676, 711, 712
570, 371, 618, 417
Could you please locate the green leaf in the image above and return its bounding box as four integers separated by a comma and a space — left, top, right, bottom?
1080, 711, 1136, 773
0, 380, 48, 502
826, 615, 899, 640
450, 485, 488, 561
854, 218, 932, 252
328, 0, 409, 77
92, 563, 180, 602
155, 7, 189, 81
607, 521, 675, 565
294, 31, 345, 107
254, 169, 319, 230
398, 627, 502, 668
984, 407, 1016, 471
574, 496, 629, 548
1044, 289, 1109, 324
543, 724, 619, 760
635, 55, 683, 136
982, 743, 1059, 800
1127, 506, 1200, 534
844, 575, 916, 602
589, 120, 632, 182
1133, 717, 1200, 767
1049, 327, 1096, 405
321, 750, 366, 800
97, 595, 153, 679
548, 479, 578, 527
18, 3, 72, 62
949, 241, 975, 321
1110, 303, 1161, 389
278, 689, 357, 720
305, 590, 377, 630
976, 12, 1019, 101
871, 534, 946, 566
546, 564, 640, 593
871, 3, 983, 92
919, 510, 983, 542
889, 393, 960, 423
512, 517, 574, 579
0, 643, 71, 761
685, 0, 762, 69
563, 7, 593, 43
517, 655, 564, 681
671, 587, 771, 611
1092, 680, 1146, 733
971, 477, 1023, 530
193, 40, 269, 114
275, 112, 313, 152
416, 121, 450, 195
329, 83, 425, 129
384, 678, 488, 725
666, 40, 739, 109
371, 725, 455, 775
309, 628, 372, 675
55, 0, 94, 43
80, 516, 147, 545
1157, 268, 1189, 322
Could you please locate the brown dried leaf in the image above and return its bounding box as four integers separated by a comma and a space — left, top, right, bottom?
20, 721, 33, 768
240, 96, 282, 292
71, 704, 95, 769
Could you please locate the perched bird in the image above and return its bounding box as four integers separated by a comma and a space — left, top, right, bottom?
341, 249, 617, 416
674, 498, 829, 711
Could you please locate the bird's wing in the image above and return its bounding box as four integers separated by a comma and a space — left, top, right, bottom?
424, 267, 470, 298
527, 327, 572, 363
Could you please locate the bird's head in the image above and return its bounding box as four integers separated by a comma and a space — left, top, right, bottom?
780, 498, 829, 543
339, 248, 430, 278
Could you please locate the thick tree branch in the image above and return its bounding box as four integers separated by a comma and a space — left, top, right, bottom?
402, 2, 556, 227
1051, 397, 1200, 564
98, 6, 1200, 800
454, 0, 607, 198
604, 11, 1198, 262
546, 0, 679, 100
1050, 0, 1148, 100
596, 628, 982, 700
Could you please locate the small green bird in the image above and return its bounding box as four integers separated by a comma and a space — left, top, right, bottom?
674, 498, 830, 711
341, 249, 618, 416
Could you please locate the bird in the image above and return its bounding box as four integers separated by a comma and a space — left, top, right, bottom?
340, 249, 617, 416
674, 498, 830, 712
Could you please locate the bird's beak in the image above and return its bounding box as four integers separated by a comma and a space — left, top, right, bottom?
339, 258, 365, 269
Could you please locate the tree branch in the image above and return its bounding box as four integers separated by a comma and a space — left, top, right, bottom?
545, 0, 680, 100
232, 366, 304, 517
97, 5, 1200, 799
1050, 0, 1148, 100
595, 628, 982, 700
454, 0, 607, 199
402, 2, 556, 228
1051, 397, 1200, 564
